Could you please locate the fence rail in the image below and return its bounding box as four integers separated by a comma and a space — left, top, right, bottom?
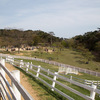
2, 56, 100, 100
0, 59, 34, 100
0, 53, 100, 77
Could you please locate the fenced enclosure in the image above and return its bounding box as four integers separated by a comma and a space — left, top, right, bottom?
58, 66, 78, 75
2, 56, 100, 100
0, 59, 33, 100
84, 80, 100, 86
0, 53, 100, 77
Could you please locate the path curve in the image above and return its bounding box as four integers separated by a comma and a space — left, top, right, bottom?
5, 63, 40, 100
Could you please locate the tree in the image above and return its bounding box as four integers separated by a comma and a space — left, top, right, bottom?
61, 39, 71, 48
95, 41, 100, 51
77, 46, 94, 64
95, 41, 100, 60
12, 29, 24, 53
33, 36, 40, 46
67, 38, 75, 48
49, 32, 55, 46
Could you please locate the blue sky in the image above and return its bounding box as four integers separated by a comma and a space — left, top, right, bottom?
0, 0, 100, 38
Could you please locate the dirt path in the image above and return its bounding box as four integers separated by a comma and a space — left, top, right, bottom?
5, 63, 40, 100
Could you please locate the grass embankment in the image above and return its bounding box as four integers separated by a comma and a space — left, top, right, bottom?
14, 66, 57, 100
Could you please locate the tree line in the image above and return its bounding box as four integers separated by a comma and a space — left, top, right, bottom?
62, 29, 100, 61
0, 28, 100, 61
0, 29, 62, 48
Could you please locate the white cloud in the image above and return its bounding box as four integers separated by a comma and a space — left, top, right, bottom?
0, 0, 100, 38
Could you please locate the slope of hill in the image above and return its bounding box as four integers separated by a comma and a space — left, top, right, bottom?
0, 29, 62, 47
0, 28, 100, 61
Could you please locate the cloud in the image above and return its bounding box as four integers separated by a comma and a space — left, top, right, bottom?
0, 0, 100, 38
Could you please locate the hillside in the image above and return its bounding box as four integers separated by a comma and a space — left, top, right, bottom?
0, 29, 62, 47
0, 28, 100, 62
73, 30, 100, 61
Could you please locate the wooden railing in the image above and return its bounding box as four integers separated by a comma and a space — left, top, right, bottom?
0, 59, 34, 100
3, 56, 100, 100
0, 53, 100, 77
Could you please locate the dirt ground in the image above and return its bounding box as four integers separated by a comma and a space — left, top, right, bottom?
5, 63, 40, 100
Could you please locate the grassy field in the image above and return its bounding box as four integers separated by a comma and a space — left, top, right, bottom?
2, 47, 100, 72
14, 61, 100, 100
1, 48, 100, 99
16, 58, 100, 80
15, 67, 57, 100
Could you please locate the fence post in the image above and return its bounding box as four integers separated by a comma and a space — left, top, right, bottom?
20, 60, 23, 68
26, 62, 29, 72
95, 72, 97, 77
36, 65, 41, 77
0, 59, 6, 96
30, 62, 32, 69
12, 57, 14, 65
9, 56, 12, 64
90, 84, 97, 100
51, 72, 58, 91
84, 80, 87, 85
91, 81, 93, 86
70, 76, 72, 83
47, 69, 49, 75
11, 70, 21, 100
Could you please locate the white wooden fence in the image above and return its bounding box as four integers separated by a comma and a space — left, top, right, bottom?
84, 80, 100, 86
58, 66, 78, 75
0, 53, 100, 77
4, 56, 100, 100
0, 59, 33, 100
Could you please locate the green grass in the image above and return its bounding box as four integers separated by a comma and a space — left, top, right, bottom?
13, 59, 100, 100
68, 73, 100, 80
14, 64, 100, 100
1, 48, 100, 99
14, 66, 57, 100
15, 58, 59, 72
2, 48, 100, 72
4, 55, 99, 100
15, 58, 100, 80
15, 65, 84, 100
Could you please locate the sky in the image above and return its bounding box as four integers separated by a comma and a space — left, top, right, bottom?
0, 0, 100, 38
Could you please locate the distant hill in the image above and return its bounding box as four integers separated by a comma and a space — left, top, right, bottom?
0, 29, 62, 47
0, 28, 100, 61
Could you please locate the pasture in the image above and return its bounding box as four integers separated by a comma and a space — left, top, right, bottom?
0, 47, 100, 100
1, 47, 100, 72
6, 58, 100, 100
